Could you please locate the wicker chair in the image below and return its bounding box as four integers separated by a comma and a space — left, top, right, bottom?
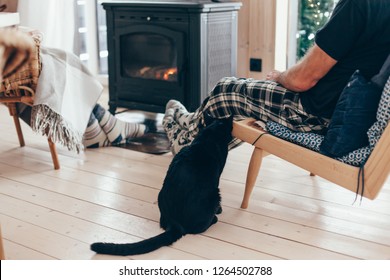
0, 28, 60, 169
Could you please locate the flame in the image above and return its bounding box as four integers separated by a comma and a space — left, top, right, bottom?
162, 68, 177, 81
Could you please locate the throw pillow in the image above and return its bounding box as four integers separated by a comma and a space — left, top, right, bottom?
319, 70, 382, 158
266, 120, 372, 167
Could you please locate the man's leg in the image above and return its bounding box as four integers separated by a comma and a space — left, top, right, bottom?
163, 77, 327, 154
163, 77, 260, 154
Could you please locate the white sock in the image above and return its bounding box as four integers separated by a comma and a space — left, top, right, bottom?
83, 117, 110, 148
93, 104, 146, 144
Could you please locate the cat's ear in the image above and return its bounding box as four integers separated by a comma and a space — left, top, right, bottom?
225, 114, 234, 124
203, 112, 215, 126
225, 115, 234, 131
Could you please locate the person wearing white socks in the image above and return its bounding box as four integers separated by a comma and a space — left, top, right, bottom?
17, 103, 153, 149
83, 104, 148, 148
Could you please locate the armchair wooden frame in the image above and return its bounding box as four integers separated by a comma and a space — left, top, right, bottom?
0, 29, 60, 170
0, 223, 5, 260
232, 118, 390, 209
0, 224, 4, 260
0, 88, 60, 170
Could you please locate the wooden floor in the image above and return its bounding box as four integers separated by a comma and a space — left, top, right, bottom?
1, 104, 390, 260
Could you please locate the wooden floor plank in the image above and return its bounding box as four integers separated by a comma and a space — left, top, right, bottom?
0, 179, 277, 260
3, 240, 56, 260
1, 104, 390, 260
2, 170, 387, 259
1, 214, 96, 260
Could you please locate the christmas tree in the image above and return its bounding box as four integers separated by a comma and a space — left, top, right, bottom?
297, 0, 338, 59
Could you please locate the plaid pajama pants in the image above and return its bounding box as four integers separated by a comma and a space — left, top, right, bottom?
163, 77, 329, 154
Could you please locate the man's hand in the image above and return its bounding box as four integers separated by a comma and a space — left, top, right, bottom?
266, 44, 337, 92
266, 70, 282, 82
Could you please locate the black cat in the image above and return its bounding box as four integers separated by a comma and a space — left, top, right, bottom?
90, 115, 233, 256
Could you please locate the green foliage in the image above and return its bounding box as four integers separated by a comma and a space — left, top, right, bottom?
297, 0, 338, 59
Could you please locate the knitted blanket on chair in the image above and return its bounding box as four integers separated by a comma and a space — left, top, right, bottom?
30, 47, 103, 152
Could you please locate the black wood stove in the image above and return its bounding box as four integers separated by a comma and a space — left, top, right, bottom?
102, 0, 241, 113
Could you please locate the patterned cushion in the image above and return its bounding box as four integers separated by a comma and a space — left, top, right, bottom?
266, 121, 323, 152
266, 75, 390, 167
266, 121, 372, 166
367, 75, 390, 147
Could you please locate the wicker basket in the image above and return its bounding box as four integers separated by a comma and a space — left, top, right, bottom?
0, 35, 42, 103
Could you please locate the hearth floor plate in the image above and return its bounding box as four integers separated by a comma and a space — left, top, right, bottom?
114, 110, 171, 154
116, 132, 171, 155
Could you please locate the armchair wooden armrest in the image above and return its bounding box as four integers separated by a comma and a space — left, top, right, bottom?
232, 118, 390, 209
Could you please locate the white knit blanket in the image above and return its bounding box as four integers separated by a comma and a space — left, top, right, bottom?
31, 47, 103, 152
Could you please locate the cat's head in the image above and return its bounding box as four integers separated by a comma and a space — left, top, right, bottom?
204, 113, 233, 127
196, 114, 233, 144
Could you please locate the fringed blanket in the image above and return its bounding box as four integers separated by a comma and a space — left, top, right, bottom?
31, 47, 103, 152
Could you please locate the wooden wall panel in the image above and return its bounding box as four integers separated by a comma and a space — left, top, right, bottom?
237, 0, 276, 79
1, 0, 18, 12
237, 0, 250, 78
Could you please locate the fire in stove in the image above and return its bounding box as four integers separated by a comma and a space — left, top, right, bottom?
124, 65, 178, 82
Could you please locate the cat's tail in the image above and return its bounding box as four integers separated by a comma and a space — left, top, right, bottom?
90, 228, 184, 256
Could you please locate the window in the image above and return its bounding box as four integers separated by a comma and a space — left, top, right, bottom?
296, 0, 339, 59
276, 0, 339, 70
75, 0, 108, 80
96, 1, 108, 75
